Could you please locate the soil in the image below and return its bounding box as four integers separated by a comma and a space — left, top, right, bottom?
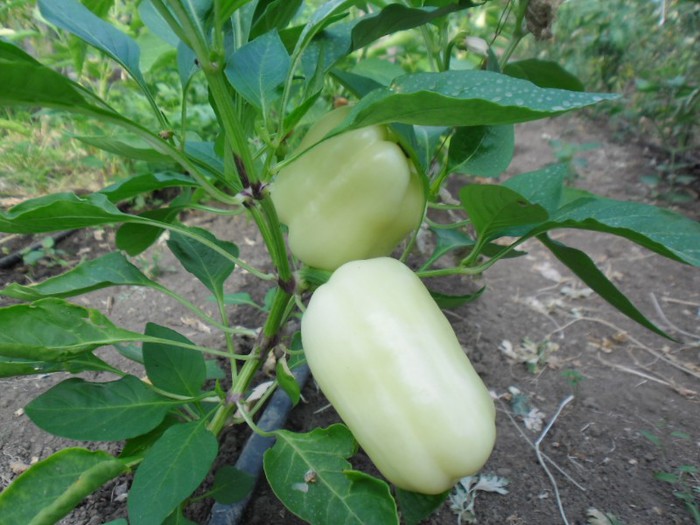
1, 114, 698, 525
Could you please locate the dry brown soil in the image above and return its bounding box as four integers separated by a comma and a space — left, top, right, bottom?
1, 115, 698, 525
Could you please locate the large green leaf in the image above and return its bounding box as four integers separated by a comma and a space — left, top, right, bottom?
0, 192, 133, 234
0, 298, 143, 361
264, 424, 399, 525
543, 196, 700, 266
0, 60, 99, 113
25, 375, 178, 440
0, 40, 41, 64
538, 235, 672, 339
38, 0, 150, 97
128, 421, 218, 525
226, 30, 290, 112
143, 323, 206, 397
0, 252, 157, 301
0, 448, 127, 525
335, 70, 618, 130
449, 125, 515, 177
167, 228, 239, 296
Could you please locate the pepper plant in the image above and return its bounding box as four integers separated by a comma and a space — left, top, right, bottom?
0, 1, 699, 524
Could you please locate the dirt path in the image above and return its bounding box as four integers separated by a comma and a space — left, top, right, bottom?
1, 115, 698, 525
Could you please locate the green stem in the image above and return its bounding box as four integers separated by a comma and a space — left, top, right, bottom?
208, 288, 295, 435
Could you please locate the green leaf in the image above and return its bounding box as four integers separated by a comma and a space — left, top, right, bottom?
0, 448, 127, 525
0, 192, 132, 234
0, 298, 143, 361
128, 421, 218, 525
38, 0, 150, 98
538, 235, 673, 339
502, 163, 567, 214
0, 252, 157, 300
542, 196, 700, 266
504, 59, 585, 92
250, 0, 303, 39
350, 1, 477, 51
394, 487, 449, 525
209, 466, 256, 504
25, 375, 178, 441
430, 287, 485, 310
459, 184, 549, 243
143, 323, 206, 397
264, 424, 399, 525
0, 60, 103, 114
335, 70, 618, 130
79, 135, 173, 164
167, 228, 239, 296
101, 171, 197, 202
226, 30, 291, 112
449, 125, 515, 177
420, 227, 474, 270
116, 207, 180, 256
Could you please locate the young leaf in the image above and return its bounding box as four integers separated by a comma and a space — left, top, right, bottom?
25, 375, 178, 441
504, 59, 585, 92
38, 0, 151, 99
0, 448, 127, 525
264, 424, 399, 525
0, 252, 157, 301
209, 466, 256, 504
420, 227, 475, 270
250, 0, 303, 39
538, 235, 672, 339
143, 323, 206, 397
275, 356, 301, 406
0, 192, 132, 234
459, 184, 549, 243
430, 287, 485, 310
167, 228, 239, 296
350, 1, 477, 51
335, 70, 618, 130
128, 421, 218, 525
226, 30, 291, 112
0, 353, 112, 378
448, 125, 515, 178
394, 487, 449, 525
116, 207, 181, 256
502, 163, 567, 214
0, 298, 144, 361
98, 172, 197, 202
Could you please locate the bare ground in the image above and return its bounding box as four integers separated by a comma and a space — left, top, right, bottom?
1, 114, 698, 525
